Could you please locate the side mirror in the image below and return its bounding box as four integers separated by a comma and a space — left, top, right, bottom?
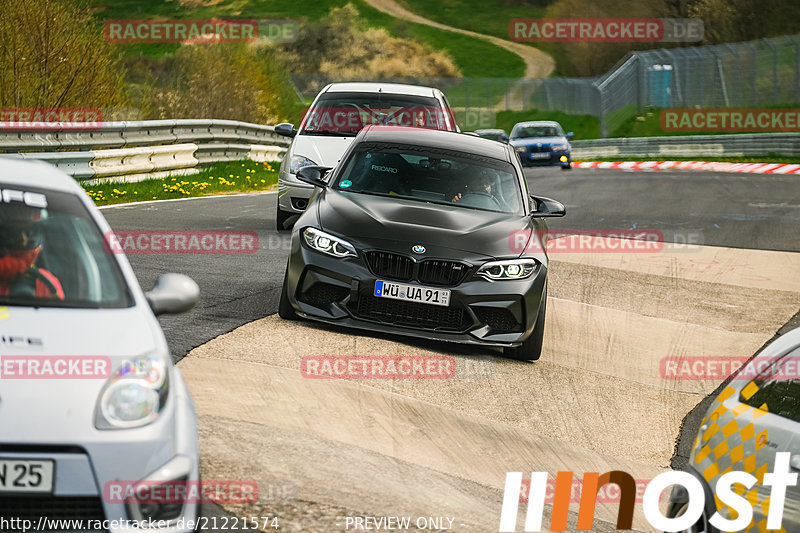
146, 273, 200, 316
296, 165, 332, 188
274, 123, 297, 138
566, 132, 574, 140
530, 195, 566, 218
501, 134, 509, 143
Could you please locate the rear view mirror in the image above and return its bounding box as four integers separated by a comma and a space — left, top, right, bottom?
296, 166, 332, 188
146, 273, 200, 316
530, 195, 566, 218
566, 132, 574, 140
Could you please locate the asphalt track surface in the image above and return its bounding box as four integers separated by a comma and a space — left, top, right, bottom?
103, 167, 800, 361
102, 166, 800, 531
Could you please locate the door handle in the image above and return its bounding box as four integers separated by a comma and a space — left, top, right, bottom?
790, 454, 800, 471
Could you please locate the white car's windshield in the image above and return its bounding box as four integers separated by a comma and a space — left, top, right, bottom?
0, 184, 133, 308
301, 92, 451, 135
333, 144, 522, 213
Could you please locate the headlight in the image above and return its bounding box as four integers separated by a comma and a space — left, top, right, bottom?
95, 353, 169, 429
551, 143, 569, 151
290, 155, 317, 174
303, 227, 356, 258
515, 146, 526, 153
477, 259, 538, 280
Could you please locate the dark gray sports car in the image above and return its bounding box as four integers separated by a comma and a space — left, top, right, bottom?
278, 126, 565, 360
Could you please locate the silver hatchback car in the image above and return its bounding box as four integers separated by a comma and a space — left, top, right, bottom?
273, 82, 458, 230
0, 159, 201, 531
668, 326, 800, 533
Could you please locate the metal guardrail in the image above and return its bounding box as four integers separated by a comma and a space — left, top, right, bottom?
571, 132, 800, 159
0, 119, 292, 181
3, 119, 796, 179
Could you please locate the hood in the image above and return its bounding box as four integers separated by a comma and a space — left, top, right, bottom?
317, 189, 535, 260
291, 134, 356, 168
509, 136, 567, 147
0, 306, 164, 443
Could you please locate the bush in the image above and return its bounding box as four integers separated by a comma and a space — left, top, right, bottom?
282, 4, 460, 94
0, 0, 126, 109
141, 44, 300, 124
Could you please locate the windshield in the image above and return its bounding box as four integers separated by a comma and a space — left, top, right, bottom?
511, 124, 563, 139
300, 92, 452, 136
0, 184, 133, 308
333, 143, 522, 214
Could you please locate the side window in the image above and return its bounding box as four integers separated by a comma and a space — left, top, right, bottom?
739, 351, 800, 422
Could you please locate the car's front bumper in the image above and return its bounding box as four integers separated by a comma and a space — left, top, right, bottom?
277, 171, 315, 214
0, 369, 200, 533
518, 150, 571, 167
285, 236, 547, 348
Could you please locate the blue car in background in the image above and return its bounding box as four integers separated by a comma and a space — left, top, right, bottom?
509, 121, 573, 169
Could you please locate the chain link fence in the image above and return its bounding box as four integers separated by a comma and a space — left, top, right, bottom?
291, 34, 800, 138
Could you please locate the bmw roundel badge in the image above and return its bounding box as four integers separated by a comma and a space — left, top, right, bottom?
412, 245, 426, 254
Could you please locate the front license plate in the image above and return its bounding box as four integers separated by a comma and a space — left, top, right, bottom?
529, 152, 550, 159
374, 280, 450, 307
0, 459, 54, 493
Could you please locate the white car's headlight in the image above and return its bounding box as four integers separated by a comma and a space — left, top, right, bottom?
303, 227, 357, 258
95, 353, 169, 429
551, 143, 569, 151
477, 259, 538, 280
290, 155, 317, 174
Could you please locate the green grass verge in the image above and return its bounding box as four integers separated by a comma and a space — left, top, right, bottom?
395, 0, 547, 48
495, 109, 600, 139
88, 0, 524, 78
83, 160, 278, 206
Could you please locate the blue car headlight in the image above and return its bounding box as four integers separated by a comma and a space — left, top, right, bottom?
290, 155, 317, 174
515, 146, 526, 153
303, 227, 357, 258
95, 353, 169, 429
477, 259, 538, 280
551, 143, 569, 152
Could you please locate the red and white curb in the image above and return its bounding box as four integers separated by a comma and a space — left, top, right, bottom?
572, 161, 800, 174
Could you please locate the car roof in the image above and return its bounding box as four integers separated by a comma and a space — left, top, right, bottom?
324, 82, 438, 97
359, 126, 509, 161
513, 121, 562, 128
0, 157, 83, 195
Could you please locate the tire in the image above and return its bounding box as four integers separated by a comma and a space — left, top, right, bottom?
504, 289, 546, 361
278, 267, 297, 320
276, 206, 293, 231
561, 162, 572, 170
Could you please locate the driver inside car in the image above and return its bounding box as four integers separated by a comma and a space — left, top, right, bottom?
451, 171, 495, 204
0, 203, 65, 300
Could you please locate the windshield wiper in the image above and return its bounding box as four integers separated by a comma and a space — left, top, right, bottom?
301, 130, 358, 137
